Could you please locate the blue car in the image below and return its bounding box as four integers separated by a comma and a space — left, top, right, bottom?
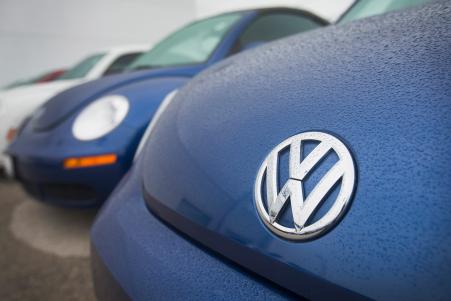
91, 0, 451, 300
7, 8, 327, 206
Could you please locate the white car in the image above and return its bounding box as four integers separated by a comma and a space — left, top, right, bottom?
0, 44, 149, 176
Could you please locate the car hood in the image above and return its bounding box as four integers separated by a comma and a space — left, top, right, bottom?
141, 2, 451, 300
31, 66, 202, 131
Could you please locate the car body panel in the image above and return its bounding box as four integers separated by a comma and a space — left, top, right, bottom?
137, 2, 451, 300
0, 79, 79, 175
10, 77, 188, 205
31, 66, 202, 131
91, 163, 303, 300
0, 45, 150, 171
9, 8, 328, 205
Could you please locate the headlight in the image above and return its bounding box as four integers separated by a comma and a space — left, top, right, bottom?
72, 95, 129, 141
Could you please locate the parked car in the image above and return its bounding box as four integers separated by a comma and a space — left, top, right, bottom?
34, 69, 66, 83
3, 68, 66, 90
0, 45, 149, 176
91, 0, 451, 300
7, 8, 327, 206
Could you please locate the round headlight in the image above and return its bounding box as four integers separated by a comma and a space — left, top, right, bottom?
72, 95, 129, 141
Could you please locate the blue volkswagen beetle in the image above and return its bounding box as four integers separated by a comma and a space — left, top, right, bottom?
91, 0, 451, 300
7, 8, 327, 206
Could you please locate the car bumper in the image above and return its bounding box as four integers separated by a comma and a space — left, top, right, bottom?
12, 154, 128, 207
7, 121, 141, 207
90, 167, 294, 300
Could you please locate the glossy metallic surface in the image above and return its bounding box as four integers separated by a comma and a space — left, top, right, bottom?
91, 2, 451, 300
139, 2, 451, 299
255, 131, 355, 240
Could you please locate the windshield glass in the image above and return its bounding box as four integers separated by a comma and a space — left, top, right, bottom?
339, 0, 431, 23
129, 12, 244, 70
58, 53, 105, 80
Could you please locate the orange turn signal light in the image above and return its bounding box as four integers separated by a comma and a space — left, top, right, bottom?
64, 154, 117, 169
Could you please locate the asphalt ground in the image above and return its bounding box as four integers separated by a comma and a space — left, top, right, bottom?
0, 178, 97, 301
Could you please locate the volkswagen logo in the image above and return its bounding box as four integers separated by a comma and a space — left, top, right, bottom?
254, 131, 356, 240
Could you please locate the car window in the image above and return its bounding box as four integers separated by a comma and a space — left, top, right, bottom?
103, 52, 143, 76
238, 13, 324, 50
339, 0, 431, 23
128, 12, 244, 70
58, 53, 105, 80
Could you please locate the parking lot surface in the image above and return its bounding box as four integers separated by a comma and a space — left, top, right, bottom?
0, 178, 97, 301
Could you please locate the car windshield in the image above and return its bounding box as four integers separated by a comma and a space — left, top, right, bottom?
58, 53, 105, 80
339, 0, 431, 23
128, 12, 244, 70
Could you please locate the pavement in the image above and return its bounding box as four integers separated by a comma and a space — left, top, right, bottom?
0, 178, 97, 301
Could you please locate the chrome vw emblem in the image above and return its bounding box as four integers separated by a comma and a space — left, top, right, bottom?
254, 131, 356, 240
